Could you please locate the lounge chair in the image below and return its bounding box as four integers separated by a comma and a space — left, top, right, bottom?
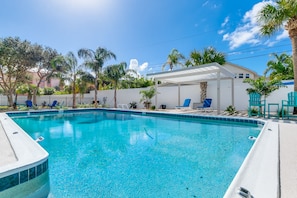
175, 98, 191, 109
248, 92, 266, 117
197, 98, 212, 111
25, 100, 33, 108
48, 100, 58, 109
117, 104, 129, 109
282, 91, 297, 119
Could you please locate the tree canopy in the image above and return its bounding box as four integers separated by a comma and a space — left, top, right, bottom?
258, 0, 297, 112
0, 37, 40, 106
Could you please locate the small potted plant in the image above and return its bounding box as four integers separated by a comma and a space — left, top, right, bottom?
129, 101, 137, 109
41, 101, 47, 108
139, 87, 157, 109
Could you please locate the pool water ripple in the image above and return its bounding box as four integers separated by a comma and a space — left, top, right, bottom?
11, 110, 261, 197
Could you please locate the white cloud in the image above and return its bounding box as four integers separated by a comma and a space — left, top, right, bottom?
218, 29, 225, 35
222, 2, 264, 49
202, 1, 209, 7
129, 59, 139, 70
222, 1, 288, 50
139, 62, 148, 71
223, 24, 261, 49
128, 59, 149, 77
276, 30, 289, 40
263, 25, 289, 47
221, 16, 229, 27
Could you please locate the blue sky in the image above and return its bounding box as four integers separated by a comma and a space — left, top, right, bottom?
1, 0, 291, 76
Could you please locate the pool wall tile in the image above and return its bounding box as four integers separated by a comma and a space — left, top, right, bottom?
0, 160, 48, 193
0, 173, 19, 192
6, 108, 266, 127
29, 167, 36, 180
20, 170, 28, 184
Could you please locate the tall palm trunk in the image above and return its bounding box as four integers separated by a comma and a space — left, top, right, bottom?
114, 86, 117, 108
94, 75, 98, 108
200, 82, 207, 102
291, 33, 297, 114
72, 75, 76, 108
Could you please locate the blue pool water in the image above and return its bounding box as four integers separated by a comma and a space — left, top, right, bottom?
11, 110, 261, 197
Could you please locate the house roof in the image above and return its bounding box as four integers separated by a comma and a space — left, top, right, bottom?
146, 62, 235, 85
224, 62, 259, 77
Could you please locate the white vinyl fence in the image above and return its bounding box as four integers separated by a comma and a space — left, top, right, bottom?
0, 79, 294, 111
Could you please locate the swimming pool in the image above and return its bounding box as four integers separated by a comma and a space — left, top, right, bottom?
9, 109, 263, 197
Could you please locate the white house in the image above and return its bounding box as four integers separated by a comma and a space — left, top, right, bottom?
223, 62, 259, 80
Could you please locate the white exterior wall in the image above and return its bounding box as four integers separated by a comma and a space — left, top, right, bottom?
0, 80, 293, 111
224, 64, 257, 79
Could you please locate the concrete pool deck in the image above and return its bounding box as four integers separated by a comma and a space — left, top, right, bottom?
0, 125, 17, 167
0, 110, 297, 197
279, 122, 297, 197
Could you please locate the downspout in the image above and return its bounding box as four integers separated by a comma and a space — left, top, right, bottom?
178, 84, 181, 106
217, 71, 220, 115
231, 78, 234, 106
155, 80, 158, 109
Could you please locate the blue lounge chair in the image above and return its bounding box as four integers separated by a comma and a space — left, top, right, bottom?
48, 100, 58, 109
248, 92, 266, 117
282, 91, 297, 119
197, 98, 212, 111
25, 100, 33, 108
175, 98, 191, 109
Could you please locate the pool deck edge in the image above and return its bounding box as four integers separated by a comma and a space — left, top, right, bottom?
1, 110, 297, 197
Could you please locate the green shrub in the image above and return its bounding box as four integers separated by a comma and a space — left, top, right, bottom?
225, 105, 237, 115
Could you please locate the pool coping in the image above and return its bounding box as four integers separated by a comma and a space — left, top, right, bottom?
0, 113, 48, 193
224, 121, 279, 197
0, 108, 279, 197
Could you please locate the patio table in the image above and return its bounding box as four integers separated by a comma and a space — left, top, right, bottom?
268, 103, 279, 119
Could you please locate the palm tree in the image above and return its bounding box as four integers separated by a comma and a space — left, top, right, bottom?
77, 71, 95, 103
258, 0, 297, 113
139, 87, 157, 109
64, 51, 81, 108
244, 76, 281, 99
78, 47, 116, 107
162, 48, 185, 71
188, 47, 226, 102
104, 62, 136, 108
264, 53, 294, 80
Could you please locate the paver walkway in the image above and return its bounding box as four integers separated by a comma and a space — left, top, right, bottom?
279, 123, 297, 198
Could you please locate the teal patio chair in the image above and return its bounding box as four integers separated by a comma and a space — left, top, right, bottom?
282, 91, 297, 119
248, 93, 266, 117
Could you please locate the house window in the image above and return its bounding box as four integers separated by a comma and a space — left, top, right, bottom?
238, 73, 243, 78
246, 73, 250, 78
